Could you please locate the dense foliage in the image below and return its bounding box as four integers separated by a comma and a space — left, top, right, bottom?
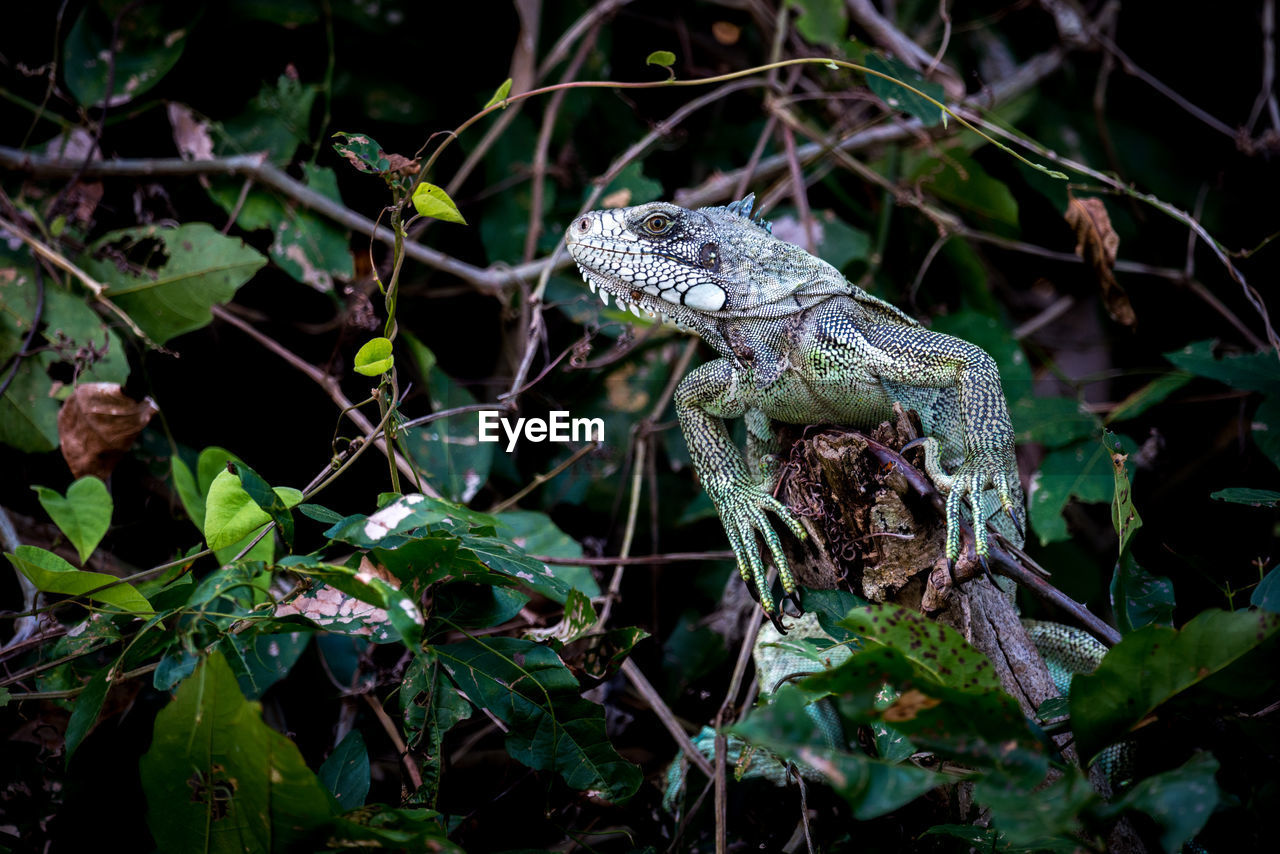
1, 1, 1278, 851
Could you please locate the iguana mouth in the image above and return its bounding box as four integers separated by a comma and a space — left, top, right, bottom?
572, 260, 690, 329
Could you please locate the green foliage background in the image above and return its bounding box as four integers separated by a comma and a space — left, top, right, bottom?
1, 1, 1278, 851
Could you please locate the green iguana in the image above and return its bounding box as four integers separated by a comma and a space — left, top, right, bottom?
564, 194, 1025, 631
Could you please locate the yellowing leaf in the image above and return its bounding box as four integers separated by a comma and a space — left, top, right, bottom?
354, 337, 394, 376
203, 470, 302, 551
411, 182, 467, 225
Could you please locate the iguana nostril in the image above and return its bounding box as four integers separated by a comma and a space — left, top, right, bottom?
575, 217, 591, 233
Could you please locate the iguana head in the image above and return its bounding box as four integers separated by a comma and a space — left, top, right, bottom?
564, 193, 849, 342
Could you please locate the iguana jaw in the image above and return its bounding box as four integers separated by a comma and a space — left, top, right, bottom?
566, 254, 706, 334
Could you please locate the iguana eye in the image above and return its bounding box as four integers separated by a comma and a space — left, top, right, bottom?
642, 213, 672, 235
699, 242, 720, 271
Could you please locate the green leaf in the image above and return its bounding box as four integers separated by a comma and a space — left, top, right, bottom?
5, 545, 153, 615
0, 268, 127, 451
436, 637, 641, 801
524, 588, 597, 644
214, 164, 353, 292
976, 768, 1097, 848
225, 631, 311, 699
803, 614, 1048, 782
411, 182, 467, 225
296, 503, 344, 524
910, 150, 1019, 228
65, 665, 112, 763
1252, 394, 1280, 471
231, 461, 296, 550
865, 53, 945, 128
645, 50, 676, 68
324, 493, 494, 548
1110, 551, 1174, 633
1105, 429, 1143, 556
1029, 433, 1138, 545
331, 131, 393, 175
154, 646, 199, 691
83, 223, 267, 344
197, 446, 240, 494
802, 588, 870, 644
1011, 396, 1099, 448
791, 0, 847, 49
484, 78, 513, 109
319, 729, 370, 810
139, 652, 333, 852
217, 75, 317, 165
1164, 340, 1280, 395
401, 333, 492, 502
0, 339, 59, 451
32, 476, 112, 565
402, 649, 472, 805
1105, 371, 1192, 423
1113, 751, 1219, 853
493, 510, 598, 598
435, 583, 529, 629
326, 806, 462, 851
1211, 487, 1280, 507
732, 686, 943, 819
171, 456, 205, 530
838, 603, 1001, 692
1252, 565, 1280, 612
63, 5, 187, 107
1070, 608, 1280, 762
203, 469, 302, 551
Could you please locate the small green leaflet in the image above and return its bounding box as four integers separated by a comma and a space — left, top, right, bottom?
645, 50, 676, 68
354, 337, 394, 376
484, 78, 513, 109
411, 182, 467, 225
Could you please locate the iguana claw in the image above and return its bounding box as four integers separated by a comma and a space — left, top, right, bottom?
716, 481, 807, 629
1005, 505, 1025, 540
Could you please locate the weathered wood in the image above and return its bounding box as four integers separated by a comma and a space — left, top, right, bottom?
774, 407, 1059, 718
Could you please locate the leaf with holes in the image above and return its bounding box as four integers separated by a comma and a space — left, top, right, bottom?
83, 223, 266, 344
139, 652, 333, 851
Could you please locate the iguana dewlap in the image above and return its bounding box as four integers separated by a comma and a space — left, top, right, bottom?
565, 194, 1024, 630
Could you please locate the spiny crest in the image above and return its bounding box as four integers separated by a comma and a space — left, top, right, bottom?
719, 193, 773, 234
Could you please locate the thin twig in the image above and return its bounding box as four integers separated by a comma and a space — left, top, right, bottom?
0, 212, 156, 346
210, 305, 433, 494
621, 658, 715, 779
488, 442, 598, 514
363, 692, 425, 791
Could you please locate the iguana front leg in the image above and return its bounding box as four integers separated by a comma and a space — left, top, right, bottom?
675, 361, 807, 629
860, 323, 1023, 564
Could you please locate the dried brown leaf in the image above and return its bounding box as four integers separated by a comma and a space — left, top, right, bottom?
57, 382, 158, 479
166, 103, 214, 161
1065, 195, 1135, 326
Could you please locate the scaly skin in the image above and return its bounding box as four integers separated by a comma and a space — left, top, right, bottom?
565, 194, 1024, 630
